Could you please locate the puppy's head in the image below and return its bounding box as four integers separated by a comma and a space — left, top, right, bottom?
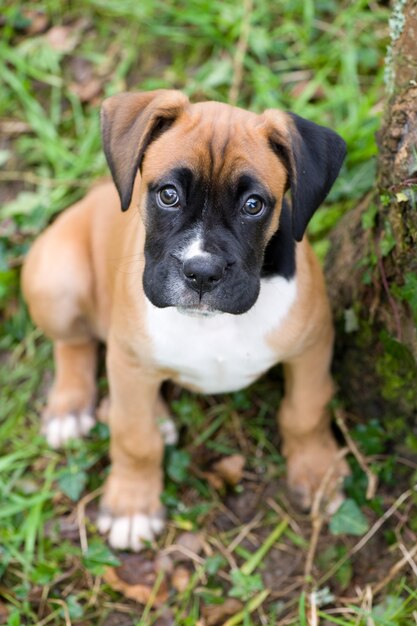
101, 90, 346, 315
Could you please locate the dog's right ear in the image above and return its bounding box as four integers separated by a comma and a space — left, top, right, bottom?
101, 90, 189, 211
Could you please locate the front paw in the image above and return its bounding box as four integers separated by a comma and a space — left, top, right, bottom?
97, 511, 165, 552
97, 471, 165, 551
42, 411, 95, 449
285, 437, 350, 512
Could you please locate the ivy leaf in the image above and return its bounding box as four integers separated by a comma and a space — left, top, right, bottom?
166, 449, 191, 484
229, 569, 264, 601
66, 595, 83, 620
57, 467, 87, 501
83, 538, 120, 576
329, 499, 369, 536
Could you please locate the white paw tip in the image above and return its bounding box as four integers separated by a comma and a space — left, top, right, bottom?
45, 414, 76, 449
43, 413, 95, 449
96, 513, 112, 534
109, 516, 132, 550
80, 413, 96, 434
98, 512, 166, 551
150, 515, 165, 535
60, 413, 79, 441
158, 417, 178, 446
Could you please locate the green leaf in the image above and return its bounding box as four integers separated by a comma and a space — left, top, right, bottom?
83, 538, 120, 576
58, 467, 87, 501
31, 562, 59, 585
329, 498, 369, 536
336, 559, 353, 590
7, 610, 21, 626
229, 569, 264, 601
371, 595, 404, 625
166, 449, 191, 484
66, 595, 84, 620
205, 554, 227, 576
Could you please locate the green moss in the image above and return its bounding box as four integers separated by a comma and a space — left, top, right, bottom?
393, 273, 417, 325
376, 330, 417, 408
333, 312, 417, 448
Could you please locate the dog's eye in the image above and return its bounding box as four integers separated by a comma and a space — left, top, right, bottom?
157, 186, 180, 209
242, 195, 264, 216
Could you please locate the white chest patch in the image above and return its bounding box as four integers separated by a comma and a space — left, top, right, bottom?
144, 276, 297, 394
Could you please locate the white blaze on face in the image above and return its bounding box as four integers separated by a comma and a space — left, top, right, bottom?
177, 225, 212, 263
182, 237, 210, 261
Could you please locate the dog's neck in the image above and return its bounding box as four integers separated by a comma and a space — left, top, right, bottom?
261, 199, 296, 280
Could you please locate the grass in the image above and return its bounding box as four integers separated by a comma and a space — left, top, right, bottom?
1, 0, 417, 624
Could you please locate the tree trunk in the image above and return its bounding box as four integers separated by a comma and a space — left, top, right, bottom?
325, 0, 417, 436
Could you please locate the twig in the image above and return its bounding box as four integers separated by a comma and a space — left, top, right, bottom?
267, 497, 304, 536
304, 447, 349, 581
228, 0, 253, 106
222, 589, 270, 626
162, 544, 205, 565
76, 486, 103, 554
310, 590, 318, 626
48, 600, 72, 626
209, 535, 238, 570
241, 518, 289, 576
334, 408, 378, 499
398, 542, 417, 578
227, 511, 263, 553
372, 542, 417, 595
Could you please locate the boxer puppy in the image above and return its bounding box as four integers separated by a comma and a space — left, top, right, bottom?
22, 90, 348, 551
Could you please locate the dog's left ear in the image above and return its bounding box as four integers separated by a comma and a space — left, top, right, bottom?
101, 90, 189, 211
264, 110, 346, 241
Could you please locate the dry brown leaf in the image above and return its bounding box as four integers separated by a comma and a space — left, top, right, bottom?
171, 565, 190, 592
155, 553, 174, 575
24, 10, 49, 35
202, 470, 225, 491
202, 598, 243, 626
69, 57, 94, 83
290, 81, 325, 101
212, 454, 245, 486
104, 567, 169, 605
69, 78, 103, 103
103, 553, 168, 606
46, 25, 78, 53
171, 531, 203, 562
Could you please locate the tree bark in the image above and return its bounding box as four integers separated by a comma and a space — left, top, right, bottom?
325, 1, 417, 430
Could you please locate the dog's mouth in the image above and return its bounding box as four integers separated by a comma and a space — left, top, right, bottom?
176, 305, 223, 318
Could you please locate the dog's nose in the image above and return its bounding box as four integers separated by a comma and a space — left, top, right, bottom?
183, 256, 226, 294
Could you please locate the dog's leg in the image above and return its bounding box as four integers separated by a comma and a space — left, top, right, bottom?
22, 219, 98, 447
42, 340, 97, 448
279, 331, 349, 512
97, 338, 165, 551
